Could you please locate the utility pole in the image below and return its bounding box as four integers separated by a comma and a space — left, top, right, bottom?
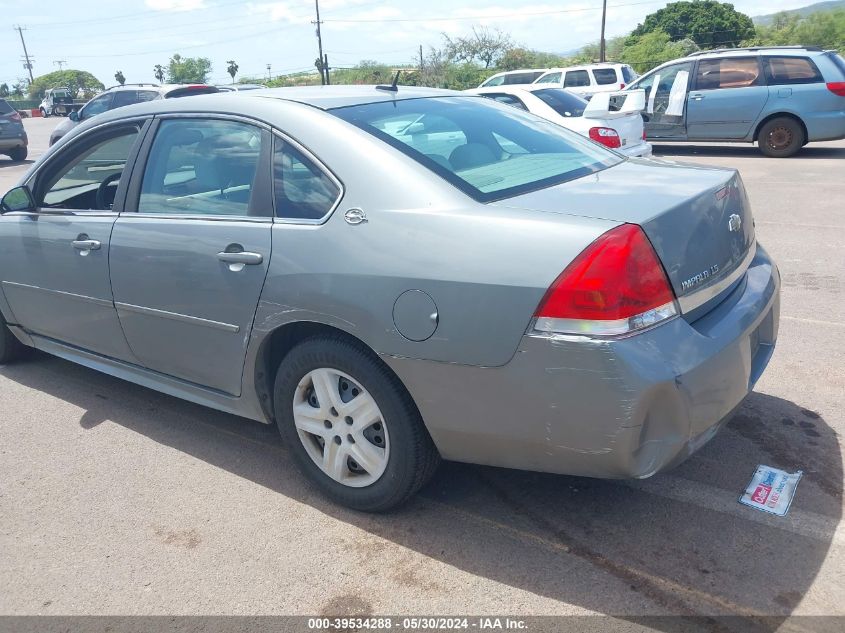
324, 55, 330, 85
599, 0, 607, 63
419, 45, 424, 74
266, 64, 272, 81
14, 25, 34, 84
312, 0, 326, 85
53, 60, 67, 70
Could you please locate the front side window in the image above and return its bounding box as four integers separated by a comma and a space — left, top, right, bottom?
532, 89, 587, 117
535, 72, 561, 84
138, 119, 263, 216
274, 138, 341, 221
564, 70, 590, 88
39, 127, 140, 210
593, 68, 618, 85
696, 57, 761, 90
81, 93, 114, 120
482, 75, 504, 87
480, 93, 528, 110
332, 96, 621, 203
763, 56, 823, 85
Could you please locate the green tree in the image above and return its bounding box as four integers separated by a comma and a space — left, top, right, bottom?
226, 60, 239, 84
154, 64, 165, 83
114, 70, 126, 86
166, 54, 212, 84
754, 9, 845, 51
28, 70, 104, 100
622, 30, 699, 73
633, 1, 755, 48
443, 26, 513, 68
0, 83, 9, 98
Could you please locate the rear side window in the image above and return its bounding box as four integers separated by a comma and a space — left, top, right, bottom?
564, 70, 590, 88
0, 99, 14, 114
112, 91, 141, 108
504, 73, 536, 85
535, 72, 561, 84
695, 57, 761, 90
763, 56, 823, 85
593, 68, 618, 85
532, 89, 587, 117
273, 138, 341, 221
828, 53, 845, 77
138, 118, 263, 216
480, 93, 528, 110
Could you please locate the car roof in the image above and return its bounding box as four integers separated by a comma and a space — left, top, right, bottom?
225, 85, 460, 109
637, 46, 827, 78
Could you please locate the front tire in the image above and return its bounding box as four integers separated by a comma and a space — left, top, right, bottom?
274, 335, 439, 512
40, 108, 49, 118
0, 312, 29, 364
758, 117, 804, 157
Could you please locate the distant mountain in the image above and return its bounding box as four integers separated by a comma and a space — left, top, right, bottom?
754, 0, 845, 25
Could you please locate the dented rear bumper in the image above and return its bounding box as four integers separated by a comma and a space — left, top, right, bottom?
384, 244, 780, 479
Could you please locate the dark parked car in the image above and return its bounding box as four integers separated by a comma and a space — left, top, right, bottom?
0, 99, 28, 162
49, 83, 220, 146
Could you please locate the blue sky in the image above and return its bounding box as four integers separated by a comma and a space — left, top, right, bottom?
2, 0, 817, 88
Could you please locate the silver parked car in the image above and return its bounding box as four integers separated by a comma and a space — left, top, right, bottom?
0, 87, 780, 511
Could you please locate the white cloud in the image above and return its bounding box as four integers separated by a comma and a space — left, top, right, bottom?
145, 0, 206, 11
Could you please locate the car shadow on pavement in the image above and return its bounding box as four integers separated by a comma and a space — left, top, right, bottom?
0, 159, 33, 169
2, 353, 841, 632
652, 144, 845, 160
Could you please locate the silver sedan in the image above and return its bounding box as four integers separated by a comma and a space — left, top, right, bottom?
0, 86, 780, 511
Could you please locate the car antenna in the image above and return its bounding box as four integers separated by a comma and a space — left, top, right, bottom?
376, 70, 401, 92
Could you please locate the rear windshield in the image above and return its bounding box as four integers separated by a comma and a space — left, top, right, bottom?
829, 53, 845, 78
532, 88, 587, 117
165, 86, 219, 98
0, 99, 14, 114
331, 96, 620, 203
593, 68, 618, 85
622, 66, 638, 83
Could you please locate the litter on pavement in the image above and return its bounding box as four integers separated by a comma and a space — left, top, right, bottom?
739, 465, 803, 517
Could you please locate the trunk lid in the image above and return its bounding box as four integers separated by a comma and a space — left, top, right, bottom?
492, 160, 756, 315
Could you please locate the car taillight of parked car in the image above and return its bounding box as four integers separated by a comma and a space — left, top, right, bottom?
588, 126, 621, 149
8, 112, 21, 122
532, 224, 677, 337
827, 82, 845, 97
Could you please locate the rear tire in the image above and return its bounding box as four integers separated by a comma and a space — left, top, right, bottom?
8, 147, 27, 162
40, 108, 49, 118
758, 117, 804, 158
274, 335, 440, 512
0, 312, 29, 364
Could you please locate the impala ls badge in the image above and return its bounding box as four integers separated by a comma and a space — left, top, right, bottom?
728, 214, 742, 232
681, 265, 720, 292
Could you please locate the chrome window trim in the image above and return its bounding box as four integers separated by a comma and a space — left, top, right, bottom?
122, 213, 273, 223
677, 243, 757, 313
270, 129, 345, 225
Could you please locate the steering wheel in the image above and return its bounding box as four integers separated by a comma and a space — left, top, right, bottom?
95, 172, 123, 210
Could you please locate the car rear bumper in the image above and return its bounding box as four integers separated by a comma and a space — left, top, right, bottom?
618, 140, 652, 158
384, 243, 780, 479
0, 135, 27, 151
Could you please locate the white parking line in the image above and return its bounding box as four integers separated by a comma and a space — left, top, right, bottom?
782, 316, 845, 328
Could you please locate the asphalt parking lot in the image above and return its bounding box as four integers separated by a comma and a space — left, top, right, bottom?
1, 118, 844, 627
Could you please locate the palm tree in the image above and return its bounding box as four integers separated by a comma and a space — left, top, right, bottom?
154, 64, 165, 84
114, 71, 126, 86
227, 60, 239, 85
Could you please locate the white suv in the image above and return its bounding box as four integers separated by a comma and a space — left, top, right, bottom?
478, 69, 548, 88
534, 63, 638, 99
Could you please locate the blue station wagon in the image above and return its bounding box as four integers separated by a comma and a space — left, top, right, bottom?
627, 46, 845, 156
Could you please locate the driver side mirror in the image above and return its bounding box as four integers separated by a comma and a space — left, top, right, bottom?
69, 110, 80, 122
0, 186, 37, 214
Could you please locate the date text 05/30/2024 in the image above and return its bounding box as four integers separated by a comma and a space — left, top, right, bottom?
308, 617, 528, 630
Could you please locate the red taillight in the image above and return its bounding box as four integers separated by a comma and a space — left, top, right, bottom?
589, 126, 621, 149
10, 112, 21, 122
642, 129, 647, 141
620, 82, 626, 89
827, 82, 845, 96
533, 224, 677, 336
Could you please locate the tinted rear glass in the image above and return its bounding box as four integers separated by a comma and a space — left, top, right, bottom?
829, 53, 845, 78
504, 73, 538, 85
0, 99, 14, 114
564, 70, 590, 87
532, 89, 587, 117
622, 66, 637, 83
764, 56, 823, 85
331, 97, 620, 203
593, 68, 618, 85
165, 86, 219, 98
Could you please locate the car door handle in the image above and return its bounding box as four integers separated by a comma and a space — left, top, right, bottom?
217, 251, 263, 265
690, 93, 705, 101
72, 239, 101, 251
